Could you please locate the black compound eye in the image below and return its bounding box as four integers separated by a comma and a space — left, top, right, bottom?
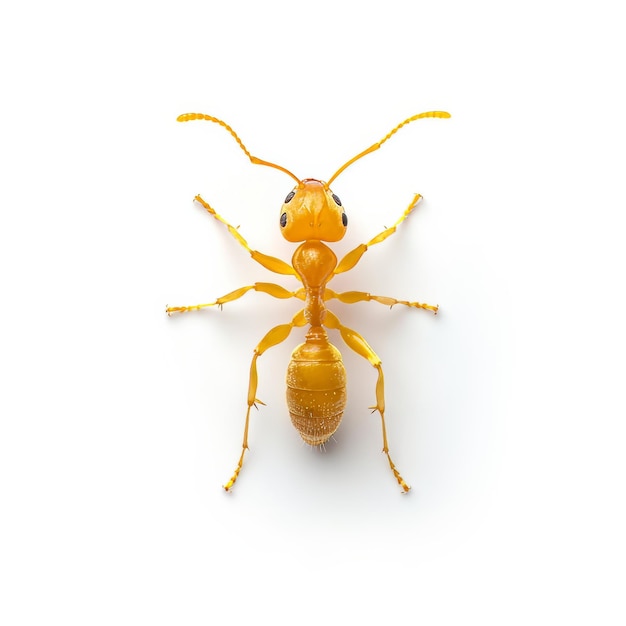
284, 190, 296, 204
332, 193, 342, 206
342, 212, 348, 227
280, 212, 287, 228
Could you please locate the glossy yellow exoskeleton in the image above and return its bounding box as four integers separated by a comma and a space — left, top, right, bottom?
167, 110, 450, 492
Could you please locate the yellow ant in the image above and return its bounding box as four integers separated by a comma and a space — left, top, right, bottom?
167, 110, 450, 492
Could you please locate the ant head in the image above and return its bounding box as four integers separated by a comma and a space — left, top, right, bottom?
279, 179, 348, 243
177, 111, 450, 243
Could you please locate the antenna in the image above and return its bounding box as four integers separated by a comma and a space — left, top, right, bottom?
326, 111, 451, 187
177, 113, 302, 185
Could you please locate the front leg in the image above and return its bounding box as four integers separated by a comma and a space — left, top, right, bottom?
194, 194, 299, 278
334, 193, 422, 275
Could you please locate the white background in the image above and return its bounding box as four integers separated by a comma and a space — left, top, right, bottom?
1, 1, 625, 624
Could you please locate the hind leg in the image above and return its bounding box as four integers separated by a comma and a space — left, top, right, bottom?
224, 310, 307, 491
324, 311, 411, 493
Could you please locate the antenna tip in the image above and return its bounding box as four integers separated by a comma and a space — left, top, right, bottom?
177, 113, 202, 123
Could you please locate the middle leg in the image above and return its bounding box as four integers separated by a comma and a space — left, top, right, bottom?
167, 283, 305, 315
325, 288, 438, 314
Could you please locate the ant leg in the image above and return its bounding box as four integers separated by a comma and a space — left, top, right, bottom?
334, 193, 422, 275
224, 310, 307, 491
167, 284, 305, 315
325, 288, 438, 314
194, 194, 299, 278
324, 310, 411, 493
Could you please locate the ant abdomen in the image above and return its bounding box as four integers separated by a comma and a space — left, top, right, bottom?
286, 329, 347, 446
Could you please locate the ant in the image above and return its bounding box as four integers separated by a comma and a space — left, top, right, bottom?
167, 111, 450, 492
